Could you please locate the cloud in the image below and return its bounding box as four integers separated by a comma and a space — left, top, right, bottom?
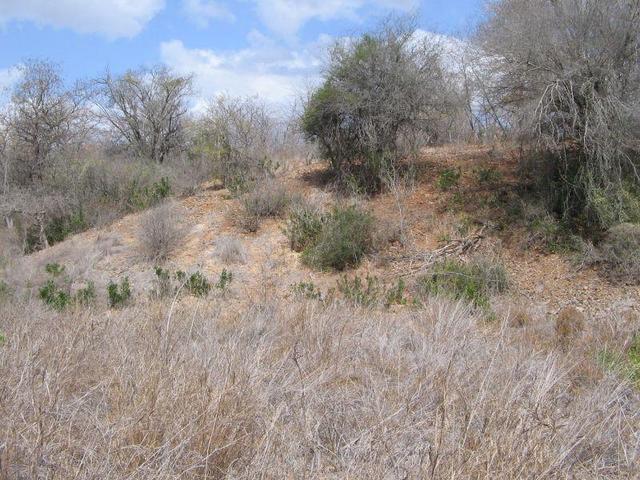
0, 0, 164, 39
160, 32, 330, 107
0, 66, 22, 101
252, 0, 418, 37
182, 0, 235, 28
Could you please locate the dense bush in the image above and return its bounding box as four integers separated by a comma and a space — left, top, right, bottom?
302, 19, 449, 192
478, 0, 640, 229
301, 205, 375, 271
107, 278, 132, 308
283, 200, 325, 252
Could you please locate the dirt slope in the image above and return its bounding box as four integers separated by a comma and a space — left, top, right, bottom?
8, 145, 639, 323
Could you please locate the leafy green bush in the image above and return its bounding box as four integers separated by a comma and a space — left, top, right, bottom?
302, 205, 375, 271
419, 257, 508, 309
176, 270, 212, 297
437, 168, 461, 191
39, 280, 72, 311
126, 176, 172, 212
215, 269, 233, 291
283, 201, 325, 252
108, 278, 132, 308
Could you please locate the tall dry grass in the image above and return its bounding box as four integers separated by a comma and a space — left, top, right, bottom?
0, 293, 638, 478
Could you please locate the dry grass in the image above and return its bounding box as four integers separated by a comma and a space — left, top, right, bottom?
0, 292, 638, 478
138, 202, 185, 262
214, 235, 247, 264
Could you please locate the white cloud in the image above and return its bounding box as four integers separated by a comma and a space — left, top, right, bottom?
182, 0, 235, 28
252, 0, 418, 37
160, 32, 330, 106
0, 66, 22, 101
0, 0, 164, 39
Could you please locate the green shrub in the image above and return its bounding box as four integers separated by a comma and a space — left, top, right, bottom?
337, 275, 382, 307
283, 201, 325, 252
302, 205, 375, 271
126, 177, 172, 212
153, 267, 174, 299
291, 281, 323, 301
178, 271, 211, 297
75, 282, 96, 307
39, 280, 72, 311
0, 331, 5, 346
108, 278, 132, 308
437, 168, 461, 191
45, 263, 65, 276
476, 167, 503, 184
598, 334, 640, 388
419, 257, 508, 309
215, 269, 233, 291
384, 278, 407, 306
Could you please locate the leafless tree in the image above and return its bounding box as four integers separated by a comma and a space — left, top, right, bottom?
478, 0, 640, 227
191, 96, 280, 191
2, 60, 86, 184
92, 66, 193, 163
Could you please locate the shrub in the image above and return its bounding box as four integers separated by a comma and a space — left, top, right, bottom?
215, 269, 233, 291
238, 179, 290, 233
75, 282, 96, 307
302, 205, 375, 271
214, 235, 247, 264
176, 271, 211, 298
152, 267, 174, 299
437, 168, 461, 190
476, 167, 503, 184
478, 0, 640, 229
39, 280, 71, 311
291, 281, 323, 301
598, 223, 640, 282
420, 257, 508, 309
138, 202, 184, 262
283, 200, 324, 252
337, 275, 382, 307
302, 19, 449, 192
107, 278, 132, 308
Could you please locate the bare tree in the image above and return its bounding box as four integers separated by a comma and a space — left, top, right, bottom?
478, 0, 640, 228
191, 96, 279, 192
92, 66, 193, 163
3, 60, 85, 184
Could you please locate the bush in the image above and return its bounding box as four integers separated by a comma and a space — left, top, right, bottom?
420, 257, 508, 309
336, 275, 407, 308
437, 168, 461, 191
291, 281, 323, 301
479, 0, 640, 230
302, 19, 449, 192
301, 205, 375, 271
138, 202, 184, 262
598, 223, 640, 282
39, 280, 71, 311
215, 269, 233, 291
107, 278, 132, 308
214, 236, 247, 264
283, 200, 324, 252
237, 179, 290, 233
176, 270, 211, 298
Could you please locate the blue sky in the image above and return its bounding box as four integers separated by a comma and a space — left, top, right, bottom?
0, 0, 484, 105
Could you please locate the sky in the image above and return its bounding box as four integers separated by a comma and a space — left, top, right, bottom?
0, 0, 484, 107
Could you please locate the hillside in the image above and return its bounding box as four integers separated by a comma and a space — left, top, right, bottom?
1, 145, 639, 479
